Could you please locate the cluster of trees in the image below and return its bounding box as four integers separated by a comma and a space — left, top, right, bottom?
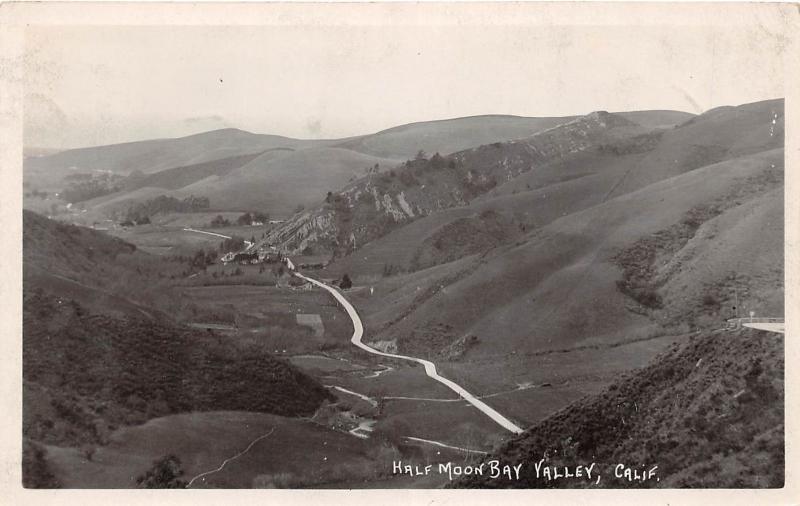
210, 211, 269, 228
236, 211, 269, 226
219, 236, 246, 252
190, 249, 217, 269
210, 214, 231, 227
371, 150, 455, 189
406, 151, 452, 172
121, 195, 210, 225
61, 173, 123, 203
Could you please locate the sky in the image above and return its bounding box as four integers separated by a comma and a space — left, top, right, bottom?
23, 19, 787, 149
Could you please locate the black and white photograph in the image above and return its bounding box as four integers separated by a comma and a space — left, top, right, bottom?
2, 1, 798, 500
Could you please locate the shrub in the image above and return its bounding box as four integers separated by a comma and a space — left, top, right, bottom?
22, 440, 60, 489
136, 455, 187, 488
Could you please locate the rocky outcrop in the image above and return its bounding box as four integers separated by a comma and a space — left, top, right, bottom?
259, 111, 645, 257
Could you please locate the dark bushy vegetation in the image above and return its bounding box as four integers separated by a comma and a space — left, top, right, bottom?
136, 455, 188, 488
124, 152, 263, 192
409, 209, 519, 271
597, 130, 663, 156
23, 291, 332, 448
22, 440, 60, 488
237, 211, 269, 225
61, 172, 123, 203
612, 166, 784, 317
210, 214, 230, 227
121, 194, 210, 224
457, 328, 784, 488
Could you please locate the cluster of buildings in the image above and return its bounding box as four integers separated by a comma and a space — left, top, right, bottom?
220, 246, 284, 266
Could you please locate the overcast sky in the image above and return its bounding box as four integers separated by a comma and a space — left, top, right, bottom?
24, 21, 786, 149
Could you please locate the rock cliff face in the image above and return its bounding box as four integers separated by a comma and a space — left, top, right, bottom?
260, 111, 644, 257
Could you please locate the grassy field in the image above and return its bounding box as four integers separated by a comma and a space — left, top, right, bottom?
43, 409, 475, 488
178, 284, 354, 353
109, 222, 271, 257
42, 412, 374, 488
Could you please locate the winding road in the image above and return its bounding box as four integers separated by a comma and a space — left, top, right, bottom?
293, 271, 525, 434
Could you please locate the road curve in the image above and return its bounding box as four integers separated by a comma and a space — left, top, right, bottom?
294, 272, 524, 434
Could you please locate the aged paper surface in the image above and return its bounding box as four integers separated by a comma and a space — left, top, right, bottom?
1, 1, 798, 505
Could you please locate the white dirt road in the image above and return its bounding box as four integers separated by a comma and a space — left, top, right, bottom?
294, 271, 524, 434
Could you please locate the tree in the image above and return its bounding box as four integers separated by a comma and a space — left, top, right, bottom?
340, 274, 353, 290
237, 212, 252, 226
414, 149, 427, 161
192, 249, 206, 268
325, 191, 333, 204
136, 455, 188, 488
430, 152, 445, 169
210, 214, 230, 227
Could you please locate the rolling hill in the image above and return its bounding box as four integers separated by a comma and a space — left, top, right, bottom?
456, 326, 784, 488
334, 111, 694, 160
260, 110, 650, 257
320, 99, 783, 280
21, 97, 782, 490
334, 115, 579, 159
366, 148, 783, 358
24, 128, 332, 179
25, 110, 693, 221
173, 147, 402, 215
328, 99, 783, 490
22, 211, 335, 486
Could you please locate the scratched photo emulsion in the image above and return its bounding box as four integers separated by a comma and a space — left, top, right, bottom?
20, 7, 786, 490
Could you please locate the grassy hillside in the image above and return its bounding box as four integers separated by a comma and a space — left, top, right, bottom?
334, 115, 578, 159
605, 98, 784, 200
456, 327, 783, 488
42, 411, 385, 488
335, 111, 693, 160
179, 147, 401, 217
23, 292, 331, 446
23, 128, 331, 180
374, 149, 782, 359
22, 212, 335, 487
23, 209, 187, 317
322, 99, 782, 282
262, 111, 648, 257
123, 151, 269, 191
615, 110, 695, 129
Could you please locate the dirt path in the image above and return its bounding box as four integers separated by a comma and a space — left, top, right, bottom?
185, 427, 275, 488
182, 228, 254, 248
